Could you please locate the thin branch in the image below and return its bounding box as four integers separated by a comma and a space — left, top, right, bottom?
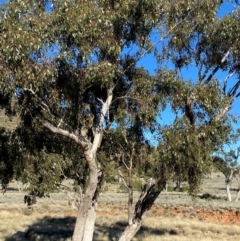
236, 91, 240, 99
121, 154, 130, 171
25, 87, 71, 130
118, 168, 130, 191
203, 45, 233, 84
24, 87, 53, 117
228, 80, 240, 97
223, 72, 235, 95
214, 102, 231, 122
55, 184, 74, 201
197, 61, 205, 84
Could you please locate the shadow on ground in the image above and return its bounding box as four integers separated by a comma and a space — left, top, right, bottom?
5, 216, 179, 241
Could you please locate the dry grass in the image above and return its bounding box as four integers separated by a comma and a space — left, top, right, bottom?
1, 173, 240, 240
95, 214, 240, 241
2, 209, 240, 241
137, 218, 240, 241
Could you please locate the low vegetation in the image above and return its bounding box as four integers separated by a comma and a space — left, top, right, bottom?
1, 172, 240, 241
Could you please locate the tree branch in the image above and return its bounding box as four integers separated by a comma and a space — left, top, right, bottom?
91, 87, 113, 154
203, 45, 233, 84
222, 72, 235, 94
24, 87, 53, 117
118, 168, 130, 191
39, 119, 90, 151
228, 80, 240, 98
214, 102, 232, 122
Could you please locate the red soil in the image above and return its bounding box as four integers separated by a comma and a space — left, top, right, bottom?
150, 206, 240, 226
2, 204, 239, 226
97, 204, 240, 226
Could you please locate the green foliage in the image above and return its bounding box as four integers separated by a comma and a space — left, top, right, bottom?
212, 128, 240, 178
0, 2, 240, 233
117, 177, 143, 192
0, 128, 16, 190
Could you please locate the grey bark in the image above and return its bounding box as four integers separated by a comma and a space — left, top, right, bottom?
118, 221, 142, 241
235, 190, 240, 202
225, 170, 233, 202
226, 180, 232, 202
118, 180, 166, 241
82, 205, 97, 241
72, 152, 98, 241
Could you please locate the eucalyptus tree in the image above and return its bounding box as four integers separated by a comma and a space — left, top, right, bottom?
1, 0, 240, 241
212, 129, 240, 201
0, 1, 164, 240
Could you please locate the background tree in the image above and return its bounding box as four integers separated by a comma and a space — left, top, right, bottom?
213, 129, 240, 201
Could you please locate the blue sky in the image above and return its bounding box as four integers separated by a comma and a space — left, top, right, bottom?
137, 1, 240, 129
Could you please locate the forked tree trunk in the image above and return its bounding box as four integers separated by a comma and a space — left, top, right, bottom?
118, 180, 166, 241
37, 88, 113, 241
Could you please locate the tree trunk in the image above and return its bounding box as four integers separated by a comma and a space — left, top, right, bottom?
127, 168, 133, 225
118, 221, 142, 241
39, 89, 113, 241
226, 179, 232, 202
118, 180, 166, 241
165, 183, 168, 192
235, 190, 240, 202
72, 191, 97, 241
82, 205, 96, 241
72, 151, 98, 241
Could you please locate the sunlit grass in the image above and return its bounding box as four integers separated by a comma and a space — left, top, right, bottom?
1, 172, 240, 240
1, 201, 240, 241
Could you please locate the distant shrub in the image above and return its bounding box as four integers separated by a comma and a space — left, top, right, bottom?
166, 186, 174, 192
132, 178, 143, 192
179, 184, 189, 192
116, 177, 143, 193
200, 193, 220, 200
105, 175, 116, 183
116, 184, 127, 193
103, 185, 109, 192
